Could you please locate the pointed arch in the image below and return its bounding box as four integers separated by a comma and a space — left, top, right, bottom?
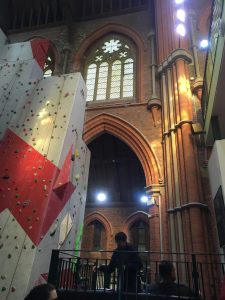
84, 212, 113, 238
83, 113, 161, 186
24, 36, 59, 65
74, 23, 146, 102
123, 211, 149, 236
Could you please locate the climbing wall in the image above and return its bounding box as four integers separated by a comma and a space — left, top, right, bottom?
0, 36, 90, 299
0, 29, 6, 51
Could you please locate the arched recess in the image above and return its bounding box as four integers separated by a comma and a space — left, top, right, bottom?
84, 212, 113, 238
24, 36, 60, 73
83, 113, 161, 186
123, 211, 149, 237
74, 23, 146, 102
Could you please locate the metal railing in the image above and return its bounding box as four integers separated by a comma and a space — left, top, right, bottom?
48, 250, 225, 300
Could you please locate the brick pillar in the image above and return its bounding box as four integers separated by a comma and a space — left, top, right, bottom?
159, 49, 208, 254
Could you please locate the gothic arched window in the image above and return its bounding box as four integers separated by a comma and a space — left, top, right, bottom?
130, 220, 149, 251
85, 34, 136, 102
91, 220, 106, 251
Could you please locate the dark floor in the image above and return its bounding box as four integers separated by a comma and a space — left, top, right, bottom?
58, 290, 199, 300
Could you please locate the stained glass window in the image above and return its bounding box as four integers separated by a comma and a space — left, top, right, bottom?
85, 34, 136, 102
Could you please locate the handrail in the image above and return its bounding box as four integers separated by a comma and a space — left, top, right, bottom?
48, 250, 225, 300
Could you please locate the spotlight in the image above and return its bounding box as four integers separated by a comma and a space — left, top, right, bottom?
175, 0, 184, 4
176, 9, 186, 22
176, 23, 186, 37
141, 196, 148, 203
199, 39, 209, 49
96, 192, 106, 202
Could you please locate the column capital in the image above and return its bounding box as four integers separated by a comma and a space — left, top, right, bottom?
145, 183, 164, 194
62, 45, 72, 53
158, 49, 193, 75
147, 30, 156, 39
191, 77, 203, 100
147, 97, 161, 110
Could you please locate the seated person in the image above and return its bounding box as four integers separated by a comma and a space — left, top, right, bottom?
149, 260, 196, 298
95, 232, 143, 293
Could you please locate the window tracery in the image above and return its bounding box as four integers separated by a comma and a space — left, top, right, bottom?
85, 34, 136, 102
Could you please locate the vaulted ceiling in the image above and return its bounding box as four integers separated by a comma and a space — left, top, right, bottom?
0, 0, 210, 32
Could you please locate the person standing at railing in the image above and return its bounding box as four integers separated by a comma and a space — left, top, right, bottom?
93, 231, 143, 293
148, 260, 197, 298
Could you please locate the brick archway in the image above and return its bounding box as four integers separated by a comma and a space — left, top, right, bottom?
83, 113, 161, 186
74, 22, 146, 102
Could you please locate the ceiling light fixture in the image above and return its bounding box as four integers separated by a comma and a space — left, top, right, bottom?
176, 23, 186, 37
141, 195, 148, 203
96, 192, 106, 202
176, 9, 186, 22
200, 39, 209, 49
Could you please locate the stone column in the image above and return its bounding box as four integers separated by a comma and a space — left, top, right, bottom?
159, 49, 208, 254
145, 184, 167, 259
62, 46, 72, 74
188, 12, 204, 102
147, 31, 161, 127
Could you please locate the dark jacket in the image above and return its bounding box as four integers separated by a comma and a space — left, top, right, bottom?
149, 281, 196, 298
98, 243, 143, 292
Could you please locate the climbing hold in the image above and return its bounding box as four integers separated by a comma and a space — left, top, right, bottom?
23, 200, 30, 207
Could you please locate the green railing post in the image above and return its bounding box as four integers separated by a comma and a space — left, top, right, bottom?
48, 250, 60, 287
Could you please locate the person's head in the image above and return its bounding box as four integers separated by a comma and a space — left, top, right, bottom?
159, 261, 176, 282
24, 283, 57, 300
115, 231, 127, 248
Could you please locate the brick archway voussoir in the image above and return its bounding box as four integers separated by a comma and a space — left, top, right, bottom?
84, 212, 113, 237
83, 113, 161, 186
123, 211, 149, 236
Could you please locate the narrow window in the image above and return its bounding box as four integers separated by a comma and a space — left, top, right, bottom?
97, 62, 108, 100
110, 60, 121, 99
86, 63, 97, 101
123, 58, 134, 97
92, 220, 104, 250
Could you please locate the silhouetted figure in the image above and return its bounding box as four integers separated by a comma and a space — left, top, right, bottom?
97, 232, 143, 293
149, 260, 196, 298
24, 283, 58, 300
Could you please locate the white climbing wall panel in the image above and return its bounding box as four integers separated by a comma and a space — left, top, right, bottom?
0, 38, 90, 299
0, 29, 7, 53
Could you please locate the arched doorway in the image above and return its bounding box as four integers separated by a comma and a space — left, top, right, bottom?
82, 133, 149, 255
